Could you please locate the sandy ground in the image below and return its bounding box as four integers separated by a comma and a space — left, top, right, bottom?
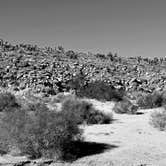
1, 100, 166, 166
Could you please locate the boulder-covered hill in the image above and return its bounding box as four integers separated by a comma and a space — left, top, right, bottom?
0, 39, 166, 96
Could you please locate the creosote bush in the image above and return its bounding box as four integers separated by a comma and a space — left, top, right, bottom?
161, 90, 166, 106
61, 98, 113, 124
137, 91, 164, 109
0, 91, 112, 160
66, 50, 78, 59
69, 72, 125, 101
76, 80, 125, 101
0, 92, 19, 112
50, 92, 75, 103
0, 92, 82, 160
150, 109, 166, 131
0, 125, 10, 155
113, 97, 138, 114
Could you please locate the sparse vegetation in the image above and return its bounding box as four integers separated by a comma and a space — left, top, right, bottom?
0, 125, 10, 155
161, 90, 166, 107
0, 91, 112, 160
150, 109, 166, 131
66, 50, 78, 59
0, 92, 19, 112
0, 92, 82, 160
113, 97, 138, 114
95, 53, 106, 59
137, 91, 164, 109
50, 92, 75, 103
61, 98, 113, 125
75, 80, 125, 101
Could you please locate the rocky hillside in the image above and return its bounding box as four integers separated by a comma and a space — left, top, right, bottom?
0, 39, 166, 96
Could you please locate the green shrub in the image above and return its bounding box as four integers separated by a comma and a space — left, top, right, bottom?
21, 99, 48, 112
0, 92, 20, 154
69, 73, 125, 101
0, 94, 82, 160
161, 90, 166, 106
50, 92, 75, 103
95, 53, 106, 59
137, 91, 163, 109
66, 50, 77, 59
0, 92, 19, 112
113, 98, 138, 114
68, 72, 86, 91
0, 125, 10, 155
16, 92, 48, 112
150, 109, 166, 131
83, 109, 113, 124
76, 81, 125, 101
61, 98, 113, 124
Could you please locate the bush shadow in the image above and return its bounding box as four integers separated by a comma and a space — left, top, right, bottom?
69, 141, 118, 161
136, 112, 144, 115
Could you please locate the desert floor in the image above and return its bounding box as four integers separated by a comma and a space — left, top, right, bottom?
1, 100, 166, 166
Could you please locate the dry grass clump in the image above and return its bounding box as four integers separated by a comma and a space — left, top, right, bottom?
150, 109, 166, 131
61, 98, 113, 125
113, 97, 138, 114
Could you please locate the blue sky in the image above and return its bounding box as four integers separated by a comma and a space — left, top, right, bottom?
0, 0, 166, 57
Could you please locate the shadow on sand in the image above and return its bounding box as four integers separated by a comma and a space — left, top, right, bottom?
67, 141, 118, 161
135, 112, 144, 115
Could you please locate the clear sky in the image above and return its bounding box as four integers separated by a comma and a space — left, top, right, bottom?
0, 0, 166, 57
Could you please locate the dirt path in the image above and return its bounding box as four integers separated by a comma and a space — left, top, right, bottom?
74, 100, 166, 166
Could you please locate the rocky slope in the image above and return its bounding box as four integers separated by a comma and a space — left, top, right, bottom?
0, 39, 166, 96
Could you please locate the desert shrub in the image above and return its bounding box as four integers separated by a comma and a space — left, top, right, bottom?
66, 50, 77, 59
61, 98, 113, 124
69, 74, 124, 101
1, 98, 82, 160
21, 100, 48, 112
0, 92, 19, 112
107, 52, 114, 61
161, 90, 166, 106
150, 109, 166, 131
95, 53, 106, 59
0, 92, 20, 154
113, 98, 138, 114
137, 91, 163, 109
76, 80, 125, 101
0, 124, 10, 155
17, 91, 51, 112
68, 72, 86, 91
83, 109, 113, 124
50, 92, 75, 103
